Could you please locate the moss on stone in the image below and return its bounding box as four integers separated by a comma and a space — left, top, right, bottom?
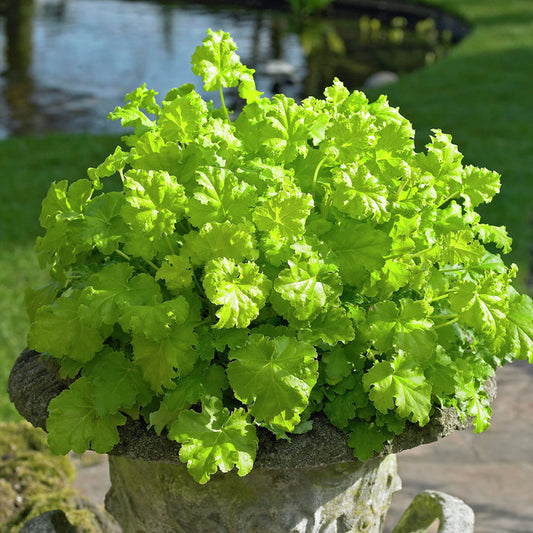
0, 478, 18, 525
0, 421, 115, 532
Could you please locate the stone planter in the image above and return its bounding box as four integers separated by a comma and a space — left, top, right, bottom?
106, 454, 399, 532
9, 349, 489, 533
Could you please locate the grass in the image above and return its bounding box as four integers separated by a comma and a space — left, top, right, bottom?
1, 0, 533, 421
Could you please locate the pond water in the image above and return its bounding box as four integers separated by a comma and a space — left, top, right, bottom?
0, 0, 466, 138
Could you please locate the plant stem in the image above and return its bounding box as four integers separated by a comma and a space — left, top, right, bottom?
311, 156, 327, 194
430, 293, 451, 303
116, 248, 158, 272
191, 268, 203, 293
321, 190, 332, 220
145, 258, 159, 272
384, 246, 436, 261
115, 249, 132, 262
432, 313, 459, 329
432, 313, 459, 320
219, 87, 229, 121
433, 317, 459, 329
164, 233, 177, 255
439, 266, 466, 273
393, 178, 408, 202
436, 193, 460, 210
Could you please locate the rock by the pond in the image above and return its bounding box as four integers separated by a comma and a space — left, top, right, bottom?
364, 70, 399, 88
19, 510, 77, 533
262, 59, 300, 84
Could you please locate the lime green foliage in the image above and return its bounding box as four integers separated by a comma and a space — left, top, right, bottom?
0, 421, 103, 532
191, 28, 261, 109
203, 258, 271, 328
24, 29, 533, 481
0, 134, 120, 421
367, 0, 533, 276
227, 334, 318, 430
169, 396, 258, 484
47, 378, 127, 454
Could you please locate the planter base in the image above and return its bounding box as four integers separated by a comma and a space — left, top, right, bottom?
105, 454, 400, 533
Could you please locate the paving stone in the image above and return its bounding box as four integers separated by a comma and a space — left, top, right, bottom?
72, 460, 111, 510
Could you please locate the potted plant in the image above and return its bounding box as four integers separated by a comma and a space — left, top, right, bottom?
12, 28, 533, 531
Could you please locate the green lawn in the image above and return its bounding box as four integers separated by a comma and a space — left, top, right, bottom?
1, 0, 533, 421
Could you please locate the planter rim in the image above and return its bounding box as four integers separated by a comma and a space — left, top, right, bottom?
8, 348, 494, 469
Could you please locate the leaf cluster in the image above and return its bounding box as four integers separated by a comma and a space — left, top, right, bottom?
26, 29, 533, 481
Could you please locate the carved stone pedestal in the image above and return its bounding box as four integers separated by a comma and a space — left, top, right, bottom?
106, 454, 400, 533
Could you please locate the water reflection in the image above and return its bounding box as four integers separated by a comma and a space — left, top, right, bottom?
3, 0, 35, 137
0, 0, 464, 138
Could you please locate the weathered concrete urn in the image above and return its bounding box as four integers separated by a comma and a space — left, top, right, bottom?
8, 349, 486, 533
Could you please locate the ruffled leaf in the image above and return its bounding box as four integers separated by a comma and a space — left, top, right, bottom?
227, 334, 318, 431
169, 397, 258, 484
203, 258, 271, 329
47, 378, 126, 454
